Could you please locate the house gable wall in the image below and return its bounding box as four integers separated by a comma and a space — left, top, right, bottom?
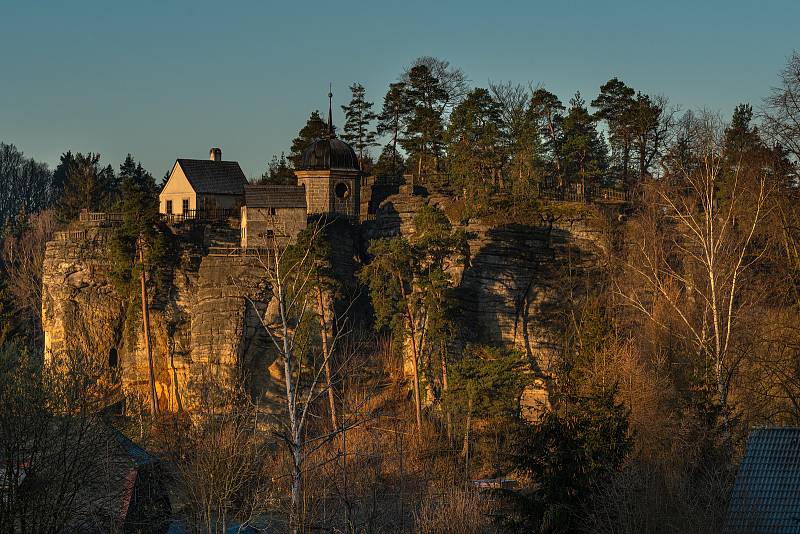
160, 162, 196, 214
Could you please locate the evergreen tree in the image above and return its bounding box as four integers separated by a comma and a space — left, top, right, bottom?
560, 93, 608, 198
513, 298, 631, 528
490, 82, 542, 196
723, 104, 764, 163
446, 88, 505, 202
56, 153, 116, 221
50, 151, 73, 206
377, 82, 412, 175
360, 205, 465, 435
340, 82, 378, 163
109, 155, 161, 296
119, 154, 158, 200
260, 152, 295, 185
289, 111, 329, 168
401, 65, 448, 178
529, 89, 566, 187
108, 155, 164, 414
448, 345, 529, 472
372, 144, 406, 178
592, 78, 636, 186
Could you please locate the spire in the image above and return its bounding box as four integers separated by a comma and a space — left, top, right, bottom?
327, 84, 334, 138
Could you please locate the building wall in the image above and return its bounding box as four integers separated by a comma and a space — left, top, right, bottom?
159, 163, 196, 214
296, 170, 361, 220
241, 206, 307, 248
198, 194, 243, 211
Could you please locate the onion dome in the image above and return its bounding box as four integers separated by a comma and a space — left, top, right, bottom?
300, 138, 360, 171
298, 88, 361, 172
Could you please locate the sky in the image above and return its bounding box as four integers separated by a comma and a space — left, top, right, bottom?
1, 0, 798, 179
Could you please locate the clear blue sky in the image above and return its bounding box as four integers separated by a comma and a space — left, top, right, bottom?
1, 0, 797, 179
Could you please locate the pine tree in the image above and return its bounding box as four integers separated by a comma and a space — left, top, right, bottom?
50, 151, 74, 206
446, 88, 505, 200
373, 144, 406, 178
289, 111, 329, 168
109, 154, 164, 415
340, 83, 378, 163
260, 152, 295, 185
56, 153, 116, 221
377, 82, 412, 174
560, 92, 608, 198
401, 65, 448, 178
529, 89, 566, 187
592, 78, 636, 186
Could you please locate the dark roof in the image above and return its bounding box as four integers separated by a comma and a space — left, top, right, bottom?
244, 184, 307, 209
299, 137, 360, 171
176, 159, 248, 195
726, 427, 800, 533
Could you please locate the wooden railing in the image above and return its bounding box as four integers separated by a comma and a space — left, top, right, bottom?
161, 208, 234, 223
207, 246, 275, 257
536, 184, 630, 203
53, 229, 110, 242
78, 211, 123, 223
54, 230, 87, 241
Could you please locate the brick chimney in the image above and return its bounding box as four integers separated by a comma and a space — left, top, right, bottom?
209, 147, 222, 161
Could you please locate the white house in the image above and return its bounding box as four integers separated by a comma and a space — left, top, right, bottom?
159, 147, 248, 219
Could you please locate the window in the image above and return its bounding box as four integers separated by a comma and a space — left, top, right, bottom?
165, 200, 173, 214
266, 229, 274, 238
335, 182, 350, 200
182, 198, 189, 214
269, 207, 277, 216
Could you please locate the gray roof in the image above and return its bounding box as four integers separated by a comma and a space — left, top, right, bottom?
726, 427, 800, 533
300, 137, 360, 171
177, 159, 248, 195
244, 184, 307, 209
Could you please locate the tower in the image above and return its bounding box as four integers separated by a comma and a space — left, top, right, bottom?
294, 90, 362, 221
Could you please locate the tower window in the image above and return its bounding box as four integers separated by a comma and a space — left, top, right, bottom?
335, 182, 350, 200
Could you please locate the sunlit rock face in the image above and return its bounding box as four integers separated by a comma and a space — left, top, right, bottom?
41, 226, 280, 413
367, 187, 610, 419
42, 190, 609, 421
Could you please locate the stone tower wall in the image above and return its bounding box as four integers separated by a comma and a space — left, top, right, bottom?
296, 170, 361, 221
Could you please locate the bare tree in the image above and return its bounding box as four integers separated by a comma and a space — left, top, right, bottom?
160, 389, 271, 534
0, 344, 160, 533
1, 210, 57, 350
402, 56, 469, 117
617, 120, 771, 422
243, 219, 366, 532
762, 51, 800, 165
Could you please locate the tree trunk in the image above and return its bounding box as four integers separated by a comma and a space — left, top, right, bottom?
317, 285, 338, 431
139, 244, 158, 416
400, 280, 423, 435
462, 397, 472, 479
441, 346, 452, 445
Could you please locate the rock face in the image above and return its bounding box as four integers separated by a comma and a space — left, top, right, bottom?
42, 224, 280, 413
363, 188, 610, 416
42, 193, 608, 417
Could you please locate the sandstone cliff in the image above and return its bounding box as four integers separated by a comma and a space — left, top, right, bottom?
362, 187, 611, 416
42, 194, 609, 417
42, 223, 280, 413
